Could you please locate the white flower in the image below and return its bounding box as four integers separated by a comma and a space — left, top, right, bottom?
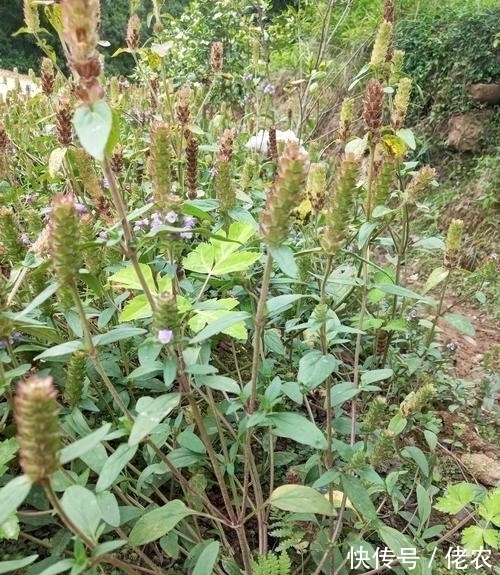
245, 129, 308, 157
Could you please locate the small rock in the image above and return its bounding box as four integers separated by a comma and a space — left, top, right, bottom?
460, 452, 500, 486
446, 111, 494, 152
468, 83, 500, 106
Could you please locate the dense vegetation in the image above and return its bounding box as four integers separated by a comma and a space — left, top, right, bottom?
0, 0, 498, 574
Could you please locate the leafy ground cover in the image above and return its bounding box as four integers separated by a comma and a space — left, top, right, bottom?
0, 0, 498, 574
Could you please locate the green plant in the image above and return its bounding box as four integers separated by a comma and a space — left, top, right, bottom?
0, 1, 498, 574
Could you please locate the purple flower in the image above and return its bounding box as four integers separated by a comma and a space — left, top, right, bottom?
98, 231, 108, 240
183, 216, 197, 229
20, 233, 31, 246
179, 231, 193, 239
158, 329, 174, 345
262, 82, 276, 96
165, 211, 178, 224
209, 166, 218, 177
134, 217, 149, 232
243, 72, 253, 82
102, 177, 110, 189
10, 332, 22, 344
75, 203, 88, 215
150, 212, 164, 231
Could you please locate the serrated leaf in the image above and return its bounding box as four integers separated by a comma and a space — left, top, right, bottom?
434, 483, 476, 515
442, 313, 475, 336
60, 486, 101, 543
270, 484, 335, 515
73, 101, 112, 162
211, 251, 260, 275
96, 443, 138, 492
0, 475, 32, 526
461, 525, 485, 551
128, 500, 195, 546
129, 393, 180, 446
119, 294, 152, 322
108, 263, 158, 292
268, 412, 327, 449
60, 423, 111, 464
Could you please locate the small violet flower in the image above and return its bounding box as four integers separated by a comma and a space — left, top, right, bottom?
183, 216, 197, 229
74, 203, 88, 215
150, 212, 164, 231
165, 211, 178, 224
158, 329, 174, 345
20, 233, 31, 246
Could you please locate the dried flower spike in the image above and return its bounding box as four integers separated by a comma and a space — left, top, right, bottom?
56, 96, 73, 147
15, 375, 60, 482
363, 78, 385, 138
210, 41, 224, 74
40, 58, 55, 96
126, 13, 141, 51
186, 135, 199, 200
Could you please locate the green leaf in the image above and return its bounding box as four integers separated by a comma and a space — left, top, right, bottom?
360, 369, 393, 386
73, 101, 112, 162
35, 340, 82, 360
341, 475, 378, 524
358, 222, 378, 249
128, 500, 195, 546
378, 524, 421, 574
434, 482, 476, 515
104, 108, 120, 158
60, 423, 111, 465
96, 443, 138, 492
0, 555, 38, 574
269, 245, 298, 278
196, 375, 240, 395
129, 394, 180, 446
268, 413, 327, 449
177, 430, 206, 454
416, 484, 432, 525
93, 327, 147, 346
95, 491, 120, 527
108, 263, 157, 292
373, 283, 434, 304
388, 412, 407, 435
402, 446, 429, 477
212, 251, 260, 275
413, 237, 445, 250
0, 439, 18, 472
36, 559, 74, 575
442, 313, 475, 336
0, 475, 32, 526
92, 540, 126, 558
189, 300, 248, 340
297, 351, 338, 390
461, 525, 485, 551
119, 294, 152, 322
381, 134, 408, 158
423, 267, 449, 294
189, 312, 250, 344
266, 294, 305, 317
60, 486, 101, 543
183, 243, 215, 274
270, 484, 335, 516
48, 147, 67, 178
192, 541, 220, 575
330, 382, 360, 407
13, 282, 59, 319
478, 490, 500, 523
0, 514, 19, 540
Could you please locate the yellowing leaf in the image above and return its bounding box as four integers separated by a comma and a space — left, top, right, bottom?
381, 134, 408, 158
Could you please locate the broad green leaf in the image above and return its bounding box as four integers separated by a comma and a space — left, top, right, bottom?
330, 382, 360, 407
423, 267, 449, 294
177, 430, 206, 454
35, 340, 81, 360
434, 482, 476, 514
0, 439, 18, 472
358, 222, 378, 249
119, 294, 152, 322
268, 413, 327, 449
269, 245, 298, 278
461, 525, 485, 551
388, 412, 407, 435
129, 393, 180, 446
1, 364, 31, 388
442, 313, 475, 336
183, 243, 215, 274
402, 446, 429, 477
266, 294, 305, 317
60, 486, 101, 543
481, 528, 499, 549
341, 475, 378, 524
478, 490, 500, 523
93, 327, 146, 346
360, 369, 393, 386
96, 444, 138, 492
413, 237, 445, 250
192, 541, 220, 575
297, 351, 338, 390
0, 475, 32, 526
108, 263, 157, 292
196, 375, 240, 395
189, 300, 248, 340
270, 484, 335, 516
60, 423, 111, 464
96, 491, 120, 527
189, 312, 250, 344
128, 500, 195, 546
212, 251, 260, 275
73, 101, 112, 162
13, 282, 59, 319
92, 540, 126, 558
0, 555, 38, 574
378, 524, 421, 574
